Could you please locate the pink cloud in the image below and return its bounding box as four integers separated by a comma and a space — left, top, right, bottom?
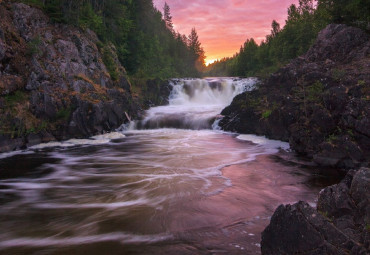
153, 0, 299, 63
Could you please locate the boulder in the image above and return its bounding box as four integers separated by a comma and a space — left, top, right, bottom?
262, 168, 370, 254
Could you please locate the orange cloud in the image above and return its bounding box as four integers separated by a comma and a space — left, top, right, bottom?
153, 0, 299, 63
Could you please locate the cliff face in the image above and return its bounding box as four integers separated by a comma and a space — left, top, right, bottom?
0, 3, 137, 152
220, 24, 370, 169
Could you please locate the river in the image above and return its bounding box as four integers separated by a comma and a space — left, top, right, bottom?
0, 78, 336, 254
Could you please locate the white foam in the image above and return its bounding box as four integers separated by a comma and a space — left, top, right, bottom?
92, 132, 126, 140
237, 134, 290, 152
136, 78, 258, 130
35, 198, 150, 210
0, 232, 172, 249
0, 150, 34, 159
30, 132, 126, 149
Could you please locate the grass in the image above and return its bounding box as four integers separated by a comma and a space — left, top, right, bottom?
332, 68, 346, 81
4, 91, 27, 107
261, 110, 272, 119
27, 36, 42, 56
307, 81, 324, 102
56, 107, 71, 121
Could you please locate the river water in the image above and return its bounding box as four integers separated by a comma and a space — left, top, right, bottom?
0, 78, 335, 254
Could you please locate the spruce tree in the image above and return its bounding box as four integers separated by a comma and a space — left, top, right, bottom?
163, 2, 173, 31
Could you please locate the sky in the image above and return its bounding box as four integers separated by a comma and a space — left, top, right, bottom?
153, 0, 299, 65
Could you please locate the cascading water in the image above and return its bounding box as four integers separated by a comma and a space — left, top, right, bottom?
136, 78, 257, 130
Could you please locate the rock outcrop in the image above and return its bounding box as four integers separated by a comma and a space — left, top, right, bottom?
220, 24, 370, 169
0, 2, 139, 152
261, 167, 370, 254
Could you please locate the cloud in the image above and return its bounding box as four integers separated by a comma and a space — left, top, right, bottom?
153, 0, 298, 62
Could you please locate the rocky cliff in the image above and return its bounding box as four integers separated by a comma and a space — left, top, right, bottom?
0, 2, 142, 152
220, 24, 370, 170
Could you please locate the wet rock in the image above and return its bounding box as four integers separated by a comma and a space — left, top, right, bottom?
262, 168, 370, 255
0, 135, 24, 153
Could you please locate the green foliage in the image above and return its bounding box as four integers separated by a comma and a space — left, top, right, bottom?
261, 110, 272, 119
26, 121, 48, 134
357, 80, 365, 86
20, 0, 203, 79
332, 68, 346, 81
5, 91, 27, 106
307, 81, 324, 101
317, 0, 370, 30
327, 133, 338, 143
27, 36, 42, 56
78, 3, 103, 32
56, 107, 71, 121
102, 48, 119, 81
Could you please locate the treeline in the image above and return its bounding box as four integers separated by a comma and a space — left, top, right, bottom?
205, 0, 370, 77
19, 0, 206, 78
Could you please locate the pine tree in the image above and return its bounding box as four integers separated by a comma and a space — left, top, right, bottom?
163, 2, 173, 31
188, 28, 205, 72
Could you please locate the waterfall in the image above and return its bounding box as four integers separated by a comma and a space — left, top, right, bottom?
135, 78, 257, 130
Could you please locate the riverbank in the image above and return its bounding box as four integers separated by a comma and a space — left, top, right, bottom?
219, 23, 369, 253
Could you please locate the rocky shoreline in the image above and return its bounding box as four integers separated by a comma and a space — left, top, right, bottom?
262, 168, 369, 254
219, 24, 369, 254
220, 24, 369, 170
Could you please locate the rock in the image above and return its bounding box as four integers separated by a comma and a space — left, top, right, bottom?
0, 2, 142, 151
25, 71, 40, 90
262, 168, 370, 254
220, 24, 370, 169
0, 39, 4, 61
0, 74, 24, 95
306, 24, 370, 63
0, 135, 24, 153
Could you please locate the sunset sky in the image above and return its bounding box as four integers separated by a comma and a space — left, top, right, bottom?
153, 0, 299, 65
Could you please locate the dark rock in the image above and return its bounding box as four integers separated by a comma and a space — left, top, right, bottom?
0, 135, 24, 153
262, 168, 370, 254
0, 39, 4, 61
306, 24, 370, 63
25, 71, 40, 90
261, 201, 354, 255
0, 3, 141, 151
220, 24, 370, 168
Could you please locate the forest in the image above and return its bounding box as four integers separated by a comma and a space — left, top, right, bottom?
205, 0, 370, 77
19, 0, 206, 79
18, 0, 370, 79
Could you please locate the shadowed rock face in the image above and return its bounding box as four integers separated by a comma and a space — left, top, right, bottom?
261, 168, 369, 255
0, 2, 140, 152
220, 24, 370, 169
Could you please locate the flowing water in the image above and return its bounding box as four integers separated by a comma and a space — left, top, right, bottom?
0, 78, 335, 254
